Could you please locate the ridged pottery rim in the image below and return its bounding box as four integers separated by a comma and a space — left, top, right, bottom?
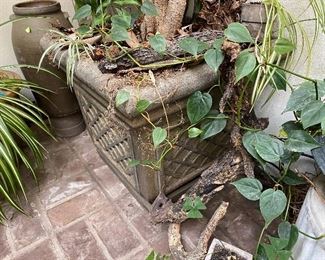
13, 1, 61, 15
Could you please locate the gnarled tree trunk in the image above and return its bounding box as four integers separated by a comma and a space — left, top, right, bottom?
141, 0, 187, 39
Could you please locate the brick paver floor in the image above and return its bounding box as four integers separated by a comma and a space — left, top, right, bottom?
0, 131, 266, 260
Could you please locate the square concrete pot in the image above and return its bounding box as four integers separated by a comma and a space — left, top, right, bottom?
40, 34, 231, 210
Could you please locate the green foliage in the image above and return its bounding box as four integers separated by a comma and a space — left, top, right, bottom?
0, 75, 51, 222
200, 113, 227, 140
179, 37, 209, 57
183, 196, 207, 219
188, 127, 202, 138
224, 22, 253, 43
73, 4, 92, 21
149, 33, 167, 54
260, 189, 287, 224
141, 0, 159, 16
232, 178, 263, 201
136, 99, 151, 113
204, 49, 224, 72
146, 250, 170, 260
284, 130, 320, 153
274, 38, 296, 55
235, 51, 257, 83
152, 127, 167, 148
115, 90, 130, 107
186, 91, 212, 124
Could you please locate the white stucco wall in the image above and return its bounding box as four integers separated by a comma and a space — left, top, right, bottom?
0, 0, 75, 74
255, 0, 325, 134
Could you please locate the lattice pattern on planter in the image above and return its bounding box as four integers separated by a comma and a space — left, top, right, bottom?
163, 131, 230, 189
75, 88, 136, 185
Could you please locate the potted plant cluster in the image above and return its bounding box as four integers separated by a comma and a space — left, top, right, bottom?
39, 0, 325, 259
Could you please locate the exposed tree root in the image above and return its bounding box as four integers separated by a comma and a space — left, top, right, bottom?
151, 149, 244, 224
168, 202, 229, 260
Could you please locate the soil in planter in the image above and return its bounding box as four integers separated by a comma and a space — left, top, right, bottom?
211, 245, 245, 260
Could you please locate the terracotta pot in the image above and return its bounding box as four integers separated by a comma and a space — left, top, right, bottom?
11, 1, 85, 137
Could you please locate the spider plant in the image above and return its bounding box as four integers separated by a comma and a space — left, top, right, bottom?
39, 29, 94, 87
0, 70, 52, 222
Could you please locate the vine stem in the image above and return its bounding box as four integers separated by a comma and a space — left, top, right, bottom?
255, 224, 268, 257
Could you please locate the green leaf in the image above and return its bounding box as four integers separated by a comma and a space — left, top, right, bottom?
186, 91, 212, 124
149, 33, 167, 54
242, 131, 269, 166
232, 178, 263, 201
115, 90, 130, 107
136, 99, 151, 113
268, 236, 289, 251
193, 197, 206, 210
204, 49, 224, 72
271, 69, 287, 91
235, 51, 256, 83
188, 127, 202, 138
260, 189, 287, 224
301, 100, 325, 129
255, 137, 284, 163
73, 4, 92, 21
179, 37, 209, 57
224, 22, 253, 43
282, 170, 306, 186
200, 114, 227, 140
282, 121, 303, 133
262, 244, 277, 260
187, 208, 203, 219
152, 127, 167, 148
274, 38, 296, 55
110, 25, 129, 41
278, 221, 300, 251
183, 197, 193, 211
284, 81, 316, 112
213, 38, 224, 50
284, 130, 320, 153
145, 250, 158, 260
141, 0, 159, 16
76, 25, 91, 35
111, 12, 132, 29
128, 159, 140, 167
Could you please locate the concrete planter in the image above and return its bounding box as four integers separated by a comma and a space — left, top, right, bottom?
205, 238, 253, 260
40, 34, 231, 209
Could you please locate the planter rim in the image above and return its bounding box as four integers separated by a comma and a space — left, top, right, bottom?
40, 33, 218, 119
13, 1, 61, 15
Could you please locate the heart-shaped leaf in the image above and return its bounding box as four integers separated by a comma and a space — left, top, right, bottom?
152, 127, 167, 148
73, 4, 92, 21
115, 90, 130, 107
274, 38, 296, 55
255, 137, 284, 163
111, 12, 132, 29
141, 0, 159, 16
224, 22, 253, 43
110, 25, 129, 41
260, 189, 287, 224
204, 49, 224, 72
188, 127, 202, 138
200, 114, 227, 140
186, 91, 212, 124
149, 33, 167, 53
235, 51, 256, 82
179, 37, 209, 57
284, 130, 320, 153
232, 178, 263, 201
301, 100, 325, 129
136, 99, 151, 113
